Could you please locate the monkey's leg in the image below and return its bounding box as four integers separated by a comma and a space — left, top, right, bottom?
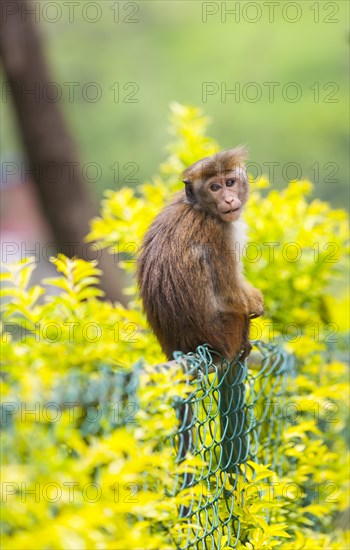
217, 313, 250, 472
218, 363, 249, 472
177, 402, 194, 463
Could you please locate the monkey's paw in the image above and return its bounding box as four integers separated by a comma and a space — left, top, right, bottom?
247, 288, 265, 319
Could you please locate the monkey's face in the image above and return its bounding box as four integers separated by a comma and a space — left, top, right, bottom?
183, 150, 249, 223
200, 168, 248, 223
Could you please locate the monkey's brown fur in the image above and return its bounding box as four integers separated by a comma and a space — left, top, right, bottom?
137, 147, 264, 361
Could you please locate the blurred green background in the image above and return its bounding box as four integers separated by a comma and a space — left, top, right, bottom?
1, 0, 349, 206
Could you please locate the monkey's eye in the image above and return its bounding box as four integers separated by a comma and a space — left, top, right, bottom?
210, 183, 221, 192
226, 179, 236, 187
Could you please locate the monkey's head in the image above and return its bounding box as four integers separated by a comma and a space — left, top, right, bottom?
182, 147, 248, 223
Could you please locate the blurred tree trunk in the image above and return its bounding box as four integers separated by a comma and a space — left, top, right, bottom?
0, 0, 126, 304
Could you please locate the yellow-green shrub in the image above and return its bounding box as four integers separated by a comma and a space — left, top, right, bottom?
88, 102, 350, 548
1, 103, 349, 549
1, 256, 200, 549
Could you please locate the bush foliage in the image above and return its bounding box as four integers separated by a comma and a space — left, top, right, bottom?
1, 103, 349, 548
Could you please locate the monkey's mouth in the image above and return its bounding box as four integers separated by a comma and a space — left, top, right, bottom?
222, 206, 240, 215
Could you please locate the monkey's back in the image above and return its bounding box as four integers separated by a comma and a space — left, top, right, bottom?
137, 192, 248, 359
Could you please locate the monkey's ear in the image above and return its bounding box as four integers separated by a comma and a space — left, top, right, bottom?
183, 180, 196, 204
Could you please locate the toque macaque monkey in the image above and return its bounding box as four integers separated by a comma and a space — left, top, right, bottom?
137, 147, 264, 472
137, 147, 264, 359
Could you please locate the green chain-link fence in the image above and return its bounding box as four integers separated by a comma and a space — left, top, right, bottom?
1, 339, 294, 548
171, 340, 295, 549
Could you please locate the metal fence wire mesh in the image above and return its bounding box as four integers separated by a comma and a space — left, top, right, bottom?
172, 340, 295, 549
1, 339, 294, 549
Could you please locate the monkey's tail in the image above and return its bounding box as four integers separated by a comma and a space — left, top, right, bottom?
176, 401, 195, 518
218, 357, 249, 473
